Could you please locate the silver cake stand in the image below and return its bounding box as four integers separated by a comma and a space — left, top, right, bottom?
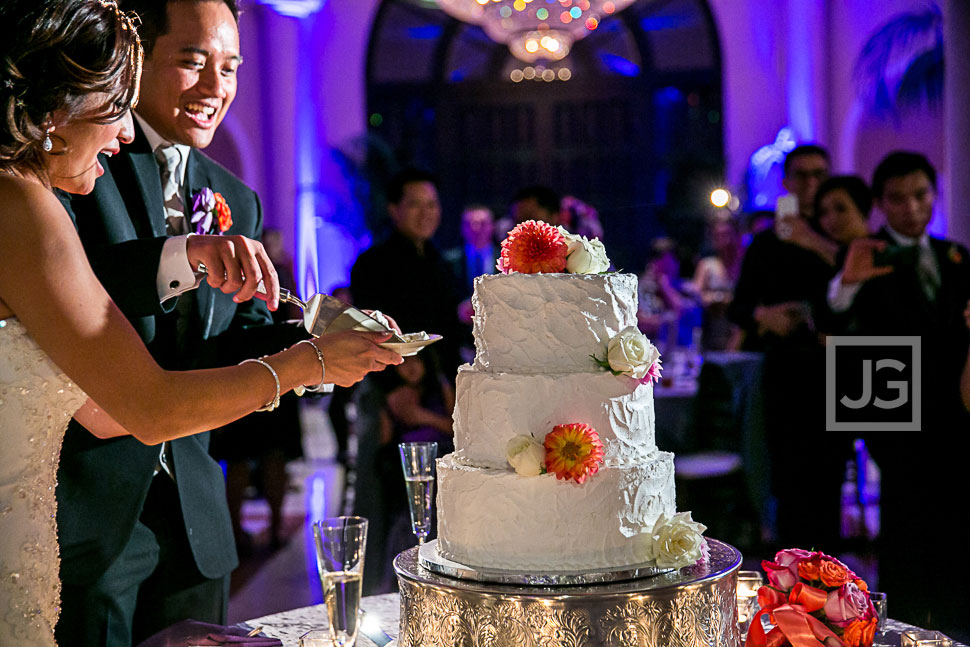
394, 538, 743, 647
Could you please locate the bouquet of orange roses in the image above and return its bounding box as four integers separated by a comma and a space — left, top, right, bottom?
746, 548, 878, 647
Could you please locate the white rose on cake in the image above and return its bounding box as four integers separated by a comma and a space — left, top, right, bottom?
557, 226, 610, 274
638, 512, 707, 568
506, 435, 546, 477
606, 326, 660, 380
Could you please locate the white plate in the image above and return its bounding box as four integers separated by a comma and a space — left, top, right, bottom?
379, 334, 442, 357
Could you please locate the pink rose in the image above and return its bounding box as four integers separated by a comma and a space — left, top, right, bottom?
824, 582, 872, 628
775, 548, 817, 569
762, 559, 797, 591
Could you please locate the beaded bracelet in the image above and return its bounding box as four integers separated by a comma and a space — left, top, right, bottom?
293, 339, 327, 396
240, 358, 281, 411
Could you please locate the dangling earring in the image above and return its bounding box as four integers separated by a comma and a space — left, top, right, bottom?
42, 127, 53, 152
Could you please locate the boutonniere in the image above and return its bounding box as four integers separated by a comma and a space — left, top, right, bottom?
190, 187, 232, 234
948, 244, 963, 265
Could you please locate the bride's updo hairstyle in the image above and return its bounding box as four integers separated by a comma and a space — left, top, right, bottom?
0, 0, 142, 178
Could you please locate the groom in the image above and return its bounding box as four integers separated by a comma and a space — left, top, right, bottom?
55, 1, 389, 645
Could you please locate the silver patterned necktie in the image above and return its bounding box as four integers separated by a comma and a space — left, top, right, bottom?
917, 242, 940, 302
154, 145, 186, 482
155, 145, 186, 235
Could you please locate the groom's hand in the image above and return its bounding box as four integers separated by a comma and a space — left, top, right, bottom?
186, 235, 280, 310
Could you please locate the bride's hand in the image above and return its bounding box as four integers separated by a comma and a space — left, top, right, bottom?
311, 330, 404, 387
186, 235, 280, 310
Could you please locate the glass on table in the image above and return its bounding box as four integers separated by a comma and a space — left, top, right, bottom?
900, 630, 953, 647
868, 591, 887, 635
399, 442, 438, 546
312, 516, 368, 647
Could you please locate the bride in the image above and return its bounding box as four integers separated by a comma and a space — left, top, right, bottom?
0, 1, 402, 644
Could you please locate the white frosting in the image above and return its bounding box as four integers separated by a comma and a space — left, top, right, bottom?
472, 273, 639, 374
436, 453, 676, 571
437, 271, 681, 573
452, 365, 656, 469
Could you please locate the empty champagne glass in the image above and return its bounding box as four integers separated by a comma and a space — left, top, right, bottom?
399, 442, 437, 545
312, 516, 368, 647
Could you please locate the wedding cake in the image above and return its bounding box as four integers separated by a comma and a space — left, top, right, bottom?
435, 221, 697, 573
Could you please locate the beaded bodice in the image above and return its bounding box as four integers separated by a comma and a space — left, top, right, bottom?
0, 318, 86, 646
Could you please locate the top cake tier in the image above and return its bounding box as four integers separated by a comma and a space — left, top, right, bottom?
472, 273, 639, 374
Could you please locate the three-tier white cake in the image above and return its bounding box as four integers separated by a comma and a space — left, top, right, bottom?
436, 272, 677, 572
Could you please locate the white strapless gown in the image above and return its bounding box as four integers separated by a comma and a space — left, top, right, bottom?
0, 318, 86, 646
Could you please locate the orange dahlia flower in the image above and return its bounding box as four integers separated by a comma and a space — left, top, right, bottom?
543, 423, 605, 484
214, 192, 233, 232
497, 220, 568, 274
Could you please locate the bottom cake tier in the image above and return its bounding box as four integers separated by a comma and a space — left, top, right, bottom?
394, 539, 742, 647
436, 452, 676, 572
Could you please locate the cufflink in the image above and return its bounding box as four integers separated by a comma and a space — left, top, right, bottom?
170, 280, 180, 289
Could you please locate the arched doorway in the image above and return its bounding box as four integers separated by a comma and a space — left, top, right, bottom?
366, 0, 722, 270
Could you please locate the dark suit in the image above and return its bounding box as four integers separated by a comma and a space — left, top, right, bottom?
837, 227, 970, 632
55, 126, 301, 646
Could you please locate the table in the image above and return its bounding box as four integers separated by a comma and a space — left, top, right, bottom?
246, 594, 399, 646
247, 594, 966, 647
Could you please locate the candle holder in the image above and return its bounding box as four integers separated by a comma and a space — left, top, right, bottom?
736, 570, 764, 637
900, 630, 953, 647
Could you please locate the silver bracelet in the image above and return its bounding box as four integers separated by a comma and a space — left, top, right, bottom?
240, 358, 281, 411
293, 339, 326, 396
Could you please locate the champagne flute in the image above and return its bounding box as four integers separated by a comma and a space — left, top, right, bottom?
312, 516, 368, 647
398, 442, 438, 546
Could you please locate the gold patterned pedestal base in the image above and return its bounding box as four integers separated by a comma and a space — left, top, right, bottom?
393, 539, 742, 647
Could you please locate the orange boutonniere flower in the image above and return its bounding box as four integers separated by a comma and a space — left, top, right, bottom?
948, 244, 963, 265
214, 192, 232, 232
190, 187, 232, 234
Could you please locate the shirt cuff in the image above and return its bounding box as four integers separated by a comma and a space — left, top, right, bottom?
827, 271, 861, 313
157, 235, 203, 303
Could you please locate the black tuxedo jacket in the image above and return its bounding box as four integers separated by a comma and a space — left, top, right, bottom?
842, 229, 970, 392
56, 127, 298, 585
840, 227, 970, 440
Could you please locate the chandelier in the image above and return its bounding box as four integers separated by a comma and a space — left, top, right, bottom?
437, 0, 636, 63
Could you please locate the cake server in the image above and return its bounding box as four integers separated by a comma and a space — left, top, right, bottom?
278, 288, 406, 341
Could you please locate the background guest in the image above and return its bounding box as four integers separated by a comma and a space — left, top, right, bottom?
813, 175, 872, 249
350, 168, 462, 594
509, 185, 564, 226
445, 204, 497, 362
561, 194, 604, 240
638, 237, 690, 350
351, 168, 463, 377
728, 145, 841, 549
690, 216, 742, 350
828, 152, 970, 631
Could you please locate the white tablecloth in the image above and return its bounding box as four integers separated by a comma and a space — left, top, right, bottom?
246, 594, 966, 647
246, 593, 399, 647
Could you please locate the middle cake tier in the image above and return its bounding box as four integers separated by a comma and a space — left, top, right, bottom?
452, 365, 657, 469
437, 453, 677, 572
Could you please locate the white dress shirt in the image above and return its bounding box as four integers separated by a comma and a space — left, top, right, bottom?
133, 113, 201, 303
